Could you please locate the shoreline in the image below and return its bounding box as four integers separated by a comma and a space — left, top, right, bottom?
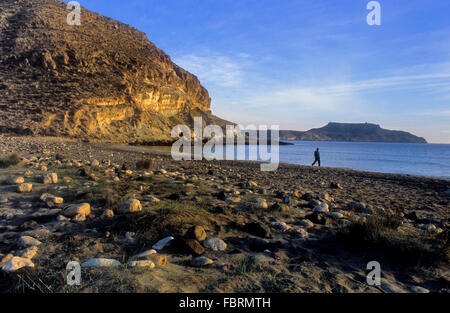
0, 134, 448, 181
0, 133, 448, 293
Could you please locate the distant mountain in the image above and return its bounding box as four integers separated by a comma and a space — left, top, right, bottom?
280, 123, 427, 143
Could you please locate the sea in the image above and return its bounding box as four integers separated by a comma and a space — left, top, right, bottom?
147, 141, 450, 178
277, 141, 450, 179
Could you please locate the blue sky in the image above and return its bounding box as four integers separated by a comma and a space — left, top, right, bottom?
76, 0, 450, 143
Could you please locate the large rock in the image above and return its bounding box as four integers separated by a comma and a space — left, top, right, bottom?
152, 236, 174, 250
42, 173, 58, 184
191, 256, 214, 267
185, 225, 207, 242
17, 183, 32, 193
203, 238, 227, 251
18, 236, 42, 247
64, 203, 91, 217
118, 199, 142, 214
2, 257, 35, 272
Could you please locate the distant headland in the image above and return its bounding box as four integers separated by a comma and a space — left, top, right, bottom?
279, 122, 427, 143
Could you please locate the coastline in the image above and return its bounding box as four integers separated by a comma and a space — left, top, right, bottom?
0, 133, 448, 293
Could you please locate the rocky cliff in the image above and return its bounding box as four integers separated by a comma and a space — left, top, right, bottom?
280, 123, 427, 143
0, 0, 216, 142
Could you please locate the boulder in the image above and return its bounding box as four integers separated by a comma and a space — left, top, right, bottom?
118, 199, 142, 214
18, 236, 41, 247
2, 257, 34, 272
152, 236, 174, 250
17, 183, 32, 193
191, 256, 214, 267
64, 203, 91, 217
100, 209, 114, 219
10, 177, 25, 184
185, 225, 207, 242
313, 203, 329, 213
203, 238, 227, 251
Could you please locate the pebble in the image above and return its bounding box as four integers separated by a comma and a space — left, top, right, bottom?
203, 238, 227, 251
17, 183, 33, 193
118, 199, 142, 214
270, 221, 291, 232
64, 203, 91, 217
10, 177, 25, 184
2, 257, 35, 272
254, 199, 268, 209
126, 260, 155, 269
152, 236, 174, 250
186, 225, 207, 242
410, 286, 430, 293
191, 256, 214, 267
81, 258, 121, 267
132, 249, 157, 260
299, 219, 314, 228
101, 209, 114, 219
18, 246, 38, 259
18, 236, 42, 247
313, 203, 329, 213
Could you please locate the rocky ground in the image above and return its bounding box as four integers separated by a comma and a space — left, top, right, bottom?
0, 134, 449, 293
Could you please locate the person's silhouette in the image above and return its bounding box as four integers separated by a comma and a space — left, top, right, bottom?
312, 148, 321, 167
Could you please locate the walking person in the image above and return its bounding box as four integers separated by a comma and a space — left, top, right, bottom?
312, 148, 321, 167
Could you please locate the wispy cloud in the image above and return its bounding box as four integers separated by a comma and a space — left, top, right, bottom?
173, 53, 246, 87
237, 71, 450, 110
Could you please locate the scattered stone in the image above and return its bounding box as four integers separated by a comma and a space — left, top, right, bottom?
291, 228, 309, 239
132, 249, 157, 260
40, 165, 48, 172
191, 256, 214, 267
91, 159, 100, 167
40, 193, 63, 207
0, 254, 14, 267
18, 236, 41, 247
73, 213, 86, 223
270, 221, 291, 232
42, 172, 58, 184
10, 177, 25, 184
186, 225, 207, 242
81, 258, 121, 267
17, 183, 33, 193
313, 203, 329, 213
326, 212, 344, 219
298, 219, 314, 229
203, 238, 227, 251
18, 246, 38, 259
64, 203, 91, 218
270, 203, 290, 213
242, 222, 271, 238
254, 199, 268, 209
330, 182, 342, 189
183, 239, 205, 256
118, 199, 142, 214
152, 236, 174, 250
410, 286, 430, 293
0, 197, 8, 204
125, 232, 135, 244
101, 209, 114, 219
127, 260, 155, 269
2, 257, 35, 272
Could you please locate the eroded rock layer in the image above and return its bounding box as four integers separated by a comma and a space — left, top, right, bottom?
0, 0, 213, 142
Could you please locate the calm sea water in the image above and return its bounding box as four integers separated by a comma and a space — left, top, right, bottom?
148, 141, 450, 178
277, 141, 450, 178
